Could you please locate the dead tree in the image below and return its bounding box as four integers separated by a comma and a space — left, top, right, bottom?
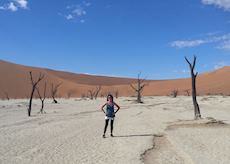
115, 89, 119, 99
3, 91, 10, 100
81, 93, 86, 99
171, 89, 178, 98
94, 86, 101, 99
88, 90, 94, 100
185, 56, 201, 119
36, 82, 47, 114
130, 73, 146, 103
88, 86, 102, 100
100, 93, 104, 98
28, 72, 44, 117
67, 90, 75, 98
185, 89, 190, 96
51, 83, 62, 103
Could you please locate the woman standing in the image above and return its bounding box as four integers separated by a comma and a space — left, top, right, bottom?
101, 94, 120, 138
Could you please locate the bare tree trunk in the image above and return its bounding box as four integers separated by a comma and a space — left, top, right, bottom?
88, 90, 94, 100
88, 86, 102, 100
28, 72, 44, 117
130, 73, 146, 103
36, 82, 47, 114
51, 83, 62, 104
3, 91, 10, 100
115, 89, 119, 99
137, 80, 141, 102
94, 86, 101, 100
171, 89, 178, 98
185, 89, 190, 96
28, 87, 35, 116
185, 56, 201, 119
53, 98, 58, 104
41, 100, 45, 113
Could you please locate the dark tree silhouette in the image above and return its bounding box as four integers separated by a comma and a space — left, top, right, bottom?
36, 82, 47, 114
171, 89, 178, 98
3, 91, 10, 100
88, 90, 94, 100
185, 56, 201, 119
28, 72, 44, 117
51, 83, 62, 103
94, 85, 101, 99
130, 73, 146, 103
115, 89, 119, 99
88, 86, 102, 100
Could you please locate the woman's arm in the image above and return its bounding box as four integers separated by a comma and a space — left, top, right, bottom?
114, 102, 120, 113
101, 103, 107, 113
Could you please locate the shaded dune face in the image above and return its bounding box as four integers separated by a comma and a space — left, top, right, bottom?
0, 60, 230, 98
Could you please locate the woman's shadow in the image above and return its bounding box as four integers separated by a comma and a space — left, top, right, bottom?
113, 134, 154, 138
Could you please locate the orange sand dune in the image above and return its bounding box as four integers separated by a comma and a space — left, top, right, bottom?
0, 60, 229, 99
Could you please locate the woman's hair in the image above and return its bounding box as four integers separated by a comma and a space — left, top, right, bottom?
107, 94, 114, 102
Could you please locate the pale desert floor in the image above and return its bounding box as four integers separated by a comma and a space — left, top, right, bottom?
0, 96, 230, 164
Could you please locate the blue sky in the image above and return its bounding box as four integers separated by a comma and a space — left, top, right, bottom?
0, 0, 230, 79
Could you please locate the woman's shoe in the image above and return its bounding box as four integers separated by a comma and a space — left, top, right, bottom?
102, 134, 106, 138
110, 134, 114, 137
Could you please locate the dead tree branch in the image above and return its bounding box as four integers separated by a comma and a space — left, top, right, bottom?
3, 91, 10, 100
130, 72, 146, 103
171, 89, 178, 98
184, 89, 190, 96
185, 56, 201, 119
36, 82, 47, 114
94, 85, 101, 99
28, 71, 44, 117
88, 85, 102, 100
51, 82, 62, 103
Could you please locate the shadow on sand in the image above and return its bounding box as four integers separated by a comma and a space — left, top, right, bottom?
113, 134, 154, 138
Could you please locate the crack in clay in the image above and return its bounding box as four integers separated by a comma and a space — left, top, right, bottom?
142, 118, 229, 164
140, 134, 164, 163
